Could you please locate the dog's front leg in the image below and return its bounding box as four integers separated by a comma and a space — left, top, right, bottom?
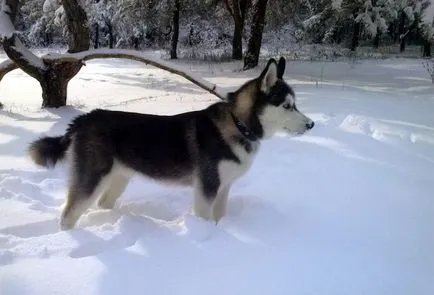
213, 185, 230, 222
193, 187, 214, 221
192, 168, 219, 221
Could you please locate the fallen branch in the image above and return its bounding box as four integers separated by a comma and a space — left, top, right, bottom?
44, 49, 229, 100
1, 48, 230, 101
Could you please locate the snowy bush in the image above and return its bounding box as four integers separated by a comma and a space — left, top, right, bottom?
262, 24, 300, 56
19, 0, 65, 46
355, 0, 388, 38
176, 16, 232, 61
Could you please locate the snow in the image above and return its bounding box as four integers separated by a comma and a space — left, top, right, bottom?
0, 53, 434, 295
10, 38, 46, 70
42, 0, 58, 13
0, 3, 15, 39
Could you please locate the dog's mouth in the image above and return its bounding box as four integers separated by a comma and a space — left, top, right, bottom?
283, 127, 307, 136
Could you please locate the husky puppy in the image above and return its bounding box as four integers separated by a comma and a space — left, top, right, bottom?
28, 57, 314, 230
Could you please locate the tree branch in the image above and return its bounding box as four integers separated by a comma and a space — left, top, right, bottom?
1, 1, 45, 80
44, 49, 228, 100
233, 0, 242, 21
0, 58, 18, 81
3, 34, 45, 80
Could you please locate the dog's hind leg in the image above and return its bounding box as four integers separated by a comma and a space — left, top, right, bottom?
97, 172, 130, 210
60, 170, 112, 231
59, 144, 114, 230
213, 185, 230, 222
193, 187, 214, 221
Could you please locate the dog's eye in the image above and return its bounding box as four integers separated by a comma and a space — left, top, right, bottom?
282, 103, 292, 110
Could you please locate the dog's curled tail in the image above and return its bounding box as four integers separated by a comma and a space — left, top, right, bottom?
28, 135, 71, 168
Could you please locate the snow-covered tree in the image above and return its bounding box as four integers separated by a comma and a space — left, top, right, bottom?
19, 0, 65, 46
1, 0, 431, 61
384, 0, 431, 51
302, 0, 339, 44
1, 0, 89, 107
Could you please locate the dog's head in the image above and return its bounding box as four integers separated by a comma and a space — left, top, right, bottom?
258, 57, 314, 138
228, 57, 314, 139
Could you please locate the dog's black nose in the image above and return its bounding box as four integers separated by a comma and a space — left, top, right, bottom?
306, 121, 315, 130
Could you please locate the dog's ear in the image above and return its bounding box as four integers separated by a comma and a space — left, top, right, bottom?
277, 57, 286, 79
260, 58, 278, 94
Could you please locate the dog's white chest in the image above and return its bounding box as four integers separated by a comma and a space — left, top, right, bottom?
218, 144, 258, 187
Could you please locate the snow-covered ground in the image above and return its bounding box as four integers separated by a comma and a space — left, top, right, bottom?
0, 53, 433, 295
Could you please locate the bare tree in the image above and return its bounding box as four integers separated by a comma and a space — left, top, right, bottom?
0, 0, 227, 108
223, 0, 251, 60
243, 0, 268, 70
1, 0, 90, 108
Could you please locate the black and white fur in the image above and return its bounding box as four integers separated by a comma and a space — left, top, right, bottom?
28, 57, 314, 230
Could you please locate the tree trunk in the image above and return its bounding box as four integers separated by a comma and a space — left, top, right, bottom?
133, 37, 139, 49
224, 0, 250, 60
40, 60, 82, 108
2, 34, 84, 108
423, 41, 431, 57
170, 0, 180, 59
93, 23, 99, 49
1, 0, 90, 108
390, 21, 397, 42
40, 77, 68, 108
350, 21, 360, 51
400, 35, 406, 52
243, 0, 268, 70
232, 20, 243, 60
373, 29, 380, 48
60, 0, 90, 53
107, 22, 114, 48
398, 11, 406, 52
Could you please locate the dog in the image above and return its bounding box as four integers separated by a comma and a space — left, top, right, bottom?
27, 57, 314, 230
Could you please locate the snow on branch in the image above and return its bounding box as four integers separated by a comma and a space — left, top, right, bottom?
0, 0, 15, 39
45, 49, 229, 100
2, 34, 46, 79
